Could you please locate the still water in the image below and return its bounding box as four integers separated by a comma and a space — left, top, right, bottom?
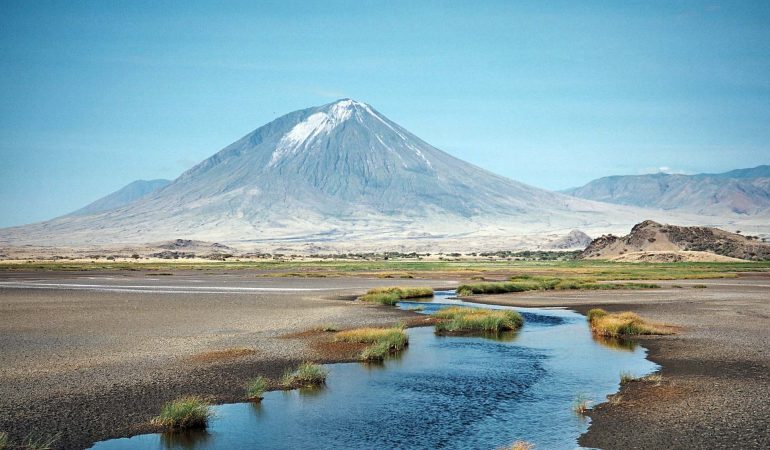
90, 291, 656, 449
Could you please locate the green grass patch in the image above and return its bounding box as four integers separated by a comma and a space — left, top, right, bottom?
358, 286, 433, 305
152, 396, 212, 431
457, 276, 660, 296
281, 362, 328, 387
433, 306, 524, 334
335, 327, 409, 361
246, 376, 268, 401
2, 259, 767, 284
587, 308, 673, 337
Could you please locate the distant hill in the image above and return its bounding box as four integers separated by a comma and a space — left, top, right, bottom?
563, 166, 770, 216
68, 179, 171, 216
580, 220, 770, 261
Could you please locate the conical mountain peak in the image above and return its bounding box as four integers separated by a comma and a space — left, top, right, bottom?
0, 99, 646, 248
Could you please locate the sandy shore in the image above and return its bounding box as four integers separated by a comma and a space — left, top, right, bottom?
467, 274, 770, 449
2, 270, 768, 449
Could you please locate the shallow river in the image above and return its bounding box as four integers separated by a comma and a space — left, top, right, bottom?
90, 291, 657, 449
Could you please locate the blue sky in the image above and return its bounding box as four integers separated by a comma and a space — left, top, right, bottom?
1, 1, 769, 227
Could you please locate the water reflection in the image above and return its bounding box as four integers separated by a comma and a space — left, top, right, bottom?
159, 430, 210, 449
592, 334, 639, 352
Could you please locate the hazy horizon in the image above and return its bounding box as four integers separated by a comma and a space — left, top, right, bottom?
2, 1, 769, 227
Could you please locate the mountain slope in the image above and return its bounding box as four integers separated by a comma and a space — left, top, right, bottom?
563, 166, 770, 216
67, 179, 171, 217
0, 99, 707, 250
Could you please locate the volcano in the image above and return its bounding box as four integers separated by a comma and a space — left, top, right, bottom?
0, 99, 674, 251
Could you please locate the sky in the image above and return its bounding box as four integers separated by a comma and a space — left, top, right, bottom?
1, 1, 769, 227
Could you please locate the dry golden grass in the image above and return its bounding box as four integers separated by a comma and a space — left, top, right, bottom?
587, 309, 674, 337
644, 373, 663, 386
572, 394, 591, 414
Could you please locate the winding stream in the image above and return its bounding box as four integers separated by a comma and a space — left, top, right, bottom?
90, 291, 657, 449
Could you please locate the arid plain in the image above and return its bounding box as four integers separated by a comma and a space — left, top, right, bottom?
0, 261, 768, 449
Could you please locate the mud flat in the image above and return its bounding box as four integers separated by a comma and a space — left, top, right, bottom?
0, 271, 445, 449
467, 274, 770, 449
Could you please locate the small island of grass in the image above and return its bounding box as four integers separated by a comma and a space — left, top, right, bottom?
281, 362, 328, 387
246, 376, 268, 401
433, 306, 524, 334
587, 308, 673, 337
358, 286, 434, 305
152, 396, 212, 431
335, 326, 409, 361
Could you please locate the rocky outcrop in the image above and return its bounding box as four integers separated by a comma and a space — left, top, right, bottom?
580, 220, 770, 261
545, 230, 593, 250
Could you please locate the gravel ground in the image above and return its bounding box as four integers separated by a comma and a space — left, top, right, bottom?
0, 271, 446, 450
468, 274, 770, 450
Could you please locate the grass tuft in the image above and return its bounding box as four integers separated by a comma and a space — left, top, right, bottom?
433, 307, 523, 334
246, 376, 268, 401
0, 433, 7, 450
587, 308, 673, 337
281, 362, 328, 387
572, 393, 591, 414
358, 286, 433, 305
586, 308, 608, 322
317, 324, 339, 332
620, 371, 638, 384
336, 327, 409, 361
692, 284, 708, 288
152, 396, 212, 431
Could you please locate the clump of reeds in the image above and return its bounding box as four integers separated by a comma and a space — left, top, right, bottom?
432, 306, 523, 334
335, 327, 409, 361
246, 376, 268, 401
281, 362, 328, 387
152, 396, 212, 431
587, 308, 673, 337
358, 286, 434, 305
